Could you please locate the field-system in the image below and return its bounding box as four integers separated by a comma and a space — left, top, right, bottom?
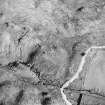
0, 0, 105, 105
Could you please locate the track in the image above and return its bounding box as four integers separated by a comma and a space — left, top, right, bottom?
61, 45, 105, 105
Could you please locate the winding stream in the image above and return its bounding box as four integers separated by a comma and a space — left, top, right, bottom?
61, 46, 105, 105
